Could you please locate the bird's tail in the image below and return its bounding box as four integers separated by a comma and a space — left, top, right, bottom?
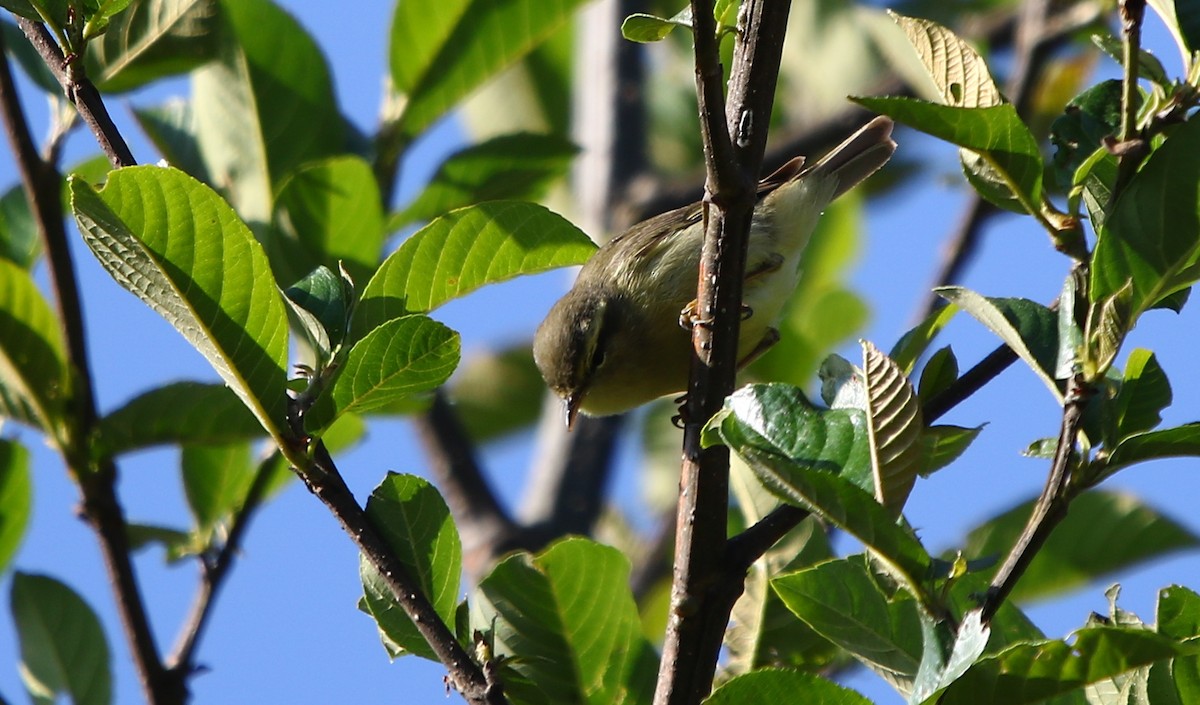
804, 116, 896, 200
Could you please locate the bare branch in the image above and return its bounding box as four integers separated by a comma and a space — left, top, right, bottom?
15, 19, 135, 167
0, 31, 181, 705
655, 1, 792, 703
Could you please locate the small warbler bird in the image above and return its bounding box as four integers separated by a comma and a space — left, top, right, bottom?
535, 116, 896, 428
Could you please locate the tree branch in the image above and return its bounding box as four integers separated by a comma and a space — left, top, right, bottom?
15, 18, 134, 167
414, 391, 520, 573
655, 2, 791, 703
0, 32, 177, 705
980, 374, 1091, 621
166, 451, 279, 676
295, 442, 507, 705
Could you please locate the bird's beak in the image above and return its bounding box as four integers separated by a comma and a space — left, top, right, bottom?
564, 393, 583, 430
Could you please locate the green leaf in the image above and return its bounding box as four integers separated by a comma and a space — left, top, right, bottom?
192, 0, 342, 221
888, 12, 1003, 108
936, 626, 1190, 705
773, 555, 924, 688
853, 97, 1042, 213
11, 573, 111, 705
961, 490, 1199, 603
704, 383, 873, 492
621, 8, 692, 43
96, 381, 264, 456
1105, 423, 1200, 475
472, 538, 657, 705
920, 424, 982, 476
394, 133, 577, 228
356, 201, 595, 335
0, 184, 40, 269
890, 304, 958, 375
360, 473, 461, 661
1091, 34, 1171, 87
1092, 118, 1200, 318
71, 166, 290, 443
703, 669, 871, 705
283, 265, 355, 365
0, 440, 31, 573
725, 515, 841, 675
861, 341, 922, 513
181, 441, 254, 537
916, 346, 958, 404
126, 522, 197, 561
1149, 0, 1200, 60
1050, 80, 1125, 193
0, 257, 68, 434
392, 0, 589, 136
1085, 279, 1133, 378
911, 610, 990, 704
305, 315, 459, 432
935, 287, 1060, 401
273, 156, 383, 286
448, 343, 545, 442
85, 0, 218, 91
1157, 585, 1200, 703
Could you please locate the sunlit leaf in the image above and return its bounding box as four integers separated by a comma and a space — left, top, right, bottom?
0, 258, 68, 434
936, 626, 1190, 705
86, 0, 218, 92
181, 441, 255, 537
1092, 118, 1200, 319
703, 669, 871, 705
305, 315, 459, 432
860, 341, 922, 513
1105, 423, 1200, 476
935, 287, 1060, 401
890, 304, 958, 375
853, 97, 1042, 212
356, 200, 595, 336
394, 133, 577, 227
392, 0, 589, 136
192, 0, 342, 221
360, 473, 461, 661
273, 156, 383, 286
888, 12, 1002, 108
71, 166, 290, 443
472, 538, 658, 704
773, 555, 923, 689
1113, 349, 1172, 438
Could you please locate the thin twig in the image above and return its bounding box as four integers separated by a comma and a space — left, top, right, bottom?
167, 451, 280, 675
1111, 0, 1149, 198
15, 18, 135, 167
981, 374, 1091, 621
